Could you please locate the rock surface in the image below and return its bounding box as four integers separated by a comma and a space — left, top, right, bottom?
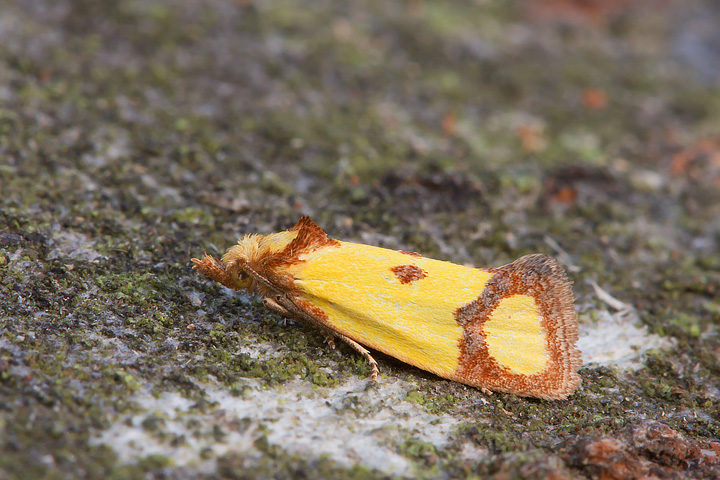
1, 0, 719, 478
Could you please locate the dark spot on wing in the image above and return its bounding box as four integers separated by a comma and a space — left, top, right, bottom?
390, 264, 427, 284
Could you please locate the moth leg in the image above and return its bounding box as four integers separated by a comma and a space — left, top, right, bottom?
269, 294, 376, 379
265, 296, 337, 346
320, 332, 337, 349
263, 297, 291, 317
241, 263, 282, 295
333, 333, 379, 382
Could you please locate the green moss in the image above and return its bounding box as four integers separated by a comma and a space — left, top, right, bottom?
405, 390, 425, 405
311, 370, 338, 388
217, 450, 385, 480
399, 437, 441, 474
136, 454, 174, 470
171, 207, 214, 225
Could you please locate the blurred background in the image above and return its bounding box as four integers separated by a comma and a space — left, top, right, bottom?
1, 1, 719, 479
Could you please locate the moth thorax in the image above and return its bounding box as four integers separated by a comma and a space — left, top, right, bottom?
223, 230, 299, 271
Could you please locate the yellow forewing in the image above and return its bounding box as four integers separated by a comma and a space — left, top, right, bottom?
483, 294, 547, 375
285, 241, 493, 378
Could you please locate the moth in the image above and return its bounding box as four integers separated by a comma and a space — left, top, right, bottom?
192, 216, 582, 399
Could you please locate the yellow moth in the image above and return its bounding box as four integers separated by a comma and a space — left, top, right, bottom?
192, 216, 582, 400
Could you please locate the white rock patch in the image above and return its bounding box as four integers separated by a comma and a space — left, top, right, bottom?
94, 376, 462, 476
578, 309, 675, 369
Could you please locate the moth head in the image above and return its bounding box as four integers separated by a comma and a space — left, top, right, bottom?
222, 229, 300, 289
233, 268, 252, 290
